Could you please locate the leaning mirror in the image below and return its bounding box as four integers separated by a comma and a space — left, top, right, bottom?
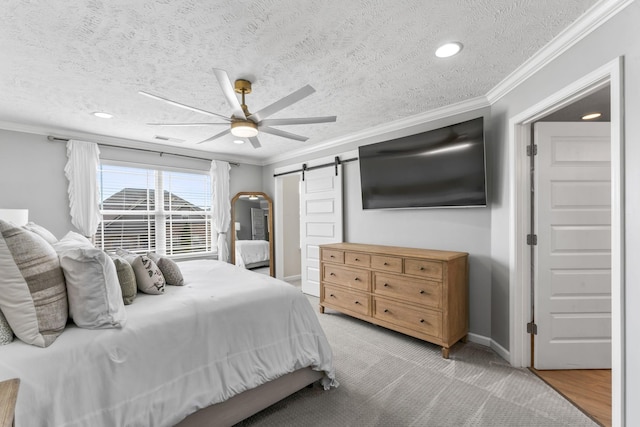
230, 192, 274, 277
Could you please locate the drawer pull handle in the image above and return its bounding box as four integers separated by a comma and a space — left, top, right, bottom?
384, 309, 389, 313
355, 258, 359, 261
420, 267, 425, 271
330, 272, 335, 276
330, 294, 335, 297
383, 262, 388, 265
354, 301, 360, 305
354, 277, 360, 281
419, 290, 425, 294
383, 283, 389, 287
420, 319, 425, 323
330, 255, 335, 258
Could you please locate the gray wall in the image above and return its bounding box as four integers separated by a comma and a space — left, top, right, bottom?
0, 129, 263, 247
263, 108, 493, 339
489, 3, 640, 422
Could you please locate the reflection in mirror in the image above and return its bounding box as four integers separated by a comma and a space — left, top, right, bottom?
231, 192, 274, 277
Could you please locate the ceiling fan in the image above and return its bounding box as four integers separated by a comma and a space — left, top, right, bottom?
139, 69, 337, 148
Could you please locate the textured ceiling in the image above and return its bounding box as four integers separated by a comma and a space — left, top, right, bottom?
0, 0, 600, 163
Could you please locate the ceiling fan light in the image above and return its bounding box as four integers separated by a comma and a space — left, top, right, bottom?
231, 120, 258, 137
435, 42, 463, 58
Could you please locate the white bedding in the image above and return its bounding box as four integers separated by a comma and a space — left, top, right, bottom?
0, 260, 336, 427
235, 240, 270, 268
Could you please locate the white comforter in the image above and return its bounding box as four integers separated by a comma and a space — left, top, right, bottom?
235, 240, 270, 268
0, 260, 336, 427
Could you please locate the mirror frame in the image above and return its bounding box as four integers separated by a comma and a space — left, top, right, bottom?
230, 191, 274, 277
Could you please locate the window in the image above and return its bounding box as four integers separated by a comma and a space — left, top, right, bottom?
97, 163, 213, 256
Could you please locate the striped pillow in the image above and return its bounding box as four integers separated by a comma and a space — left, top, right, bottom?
0, 220, 68, 347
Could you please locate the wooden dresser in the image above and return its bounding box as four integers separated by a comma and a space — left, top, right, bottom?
319, 242, 468, 358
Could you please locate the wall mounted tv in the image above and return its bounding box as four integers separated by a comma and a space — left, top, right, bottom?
358, 117, 487, 209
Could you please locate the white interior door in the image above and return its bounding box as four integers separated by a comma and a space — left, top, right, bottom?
300, 165, 343, 296
534, 121, 611, 369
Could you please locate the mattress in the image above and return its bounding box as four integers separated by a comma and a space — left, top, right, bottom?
235, 240, 270, 268
0, 260, 336, 427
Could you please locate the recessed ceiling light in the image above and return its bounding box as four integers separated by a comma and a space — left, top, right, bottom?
581, 112, 602, 120
233, 139, 245, 144
92, 112, 113, 119
435, 42, 463, 58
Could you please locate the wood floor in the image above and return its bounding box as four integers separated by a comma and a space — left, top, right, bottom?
530, 369, 611, 427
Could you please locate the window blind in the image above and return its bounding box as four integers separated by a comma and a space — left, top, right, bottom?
97, 163, 213, 256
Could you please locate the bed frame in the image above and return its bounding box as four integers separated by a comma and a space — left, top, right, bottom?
176, 367, 323, 427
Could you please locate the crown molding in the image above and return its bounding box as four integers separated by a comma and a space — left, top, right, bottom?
263, 96, 490, 165
486, 0, 634, 104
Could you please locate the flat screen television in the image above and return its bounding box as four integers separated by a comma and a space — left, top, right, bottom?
358, 117, 486, 209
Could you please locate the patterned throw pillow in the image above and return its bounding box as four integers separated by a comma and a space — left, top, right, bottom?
109, 254, 137, 304
0, 220, 68, 347
147, 252, 184, 286
0, 310, 14, 346
120, 252, 166, 295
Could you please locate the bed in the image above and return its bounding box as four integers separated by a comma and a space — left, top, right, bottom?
0, 258, 336, 426
234, 239, 270, 269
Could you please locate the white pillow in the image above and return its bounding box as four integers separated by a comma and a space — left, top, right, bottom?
53, 231, 93, 251
58, 247, 127, 329
22, 221, 58, 244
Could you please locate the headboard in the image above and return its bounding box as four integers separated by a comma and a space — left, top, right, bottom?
0, 209, 29, 226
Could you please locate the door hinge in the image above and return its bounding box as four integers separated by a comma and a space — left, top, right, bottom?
527, 144, 538, 156
527, 322, 538, 335
526, 234, 537, 245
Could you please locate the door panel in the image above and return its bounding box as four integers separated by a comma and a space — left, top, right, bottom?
534, 122, 611, 369
300, 166, 343, 297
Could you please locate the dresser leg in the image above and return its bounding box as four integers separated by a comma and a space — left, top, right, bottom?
441, 347, 450, 359
319, 305, 325, 314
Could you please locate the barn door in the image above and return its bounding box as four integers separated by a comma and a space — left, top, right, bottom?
299, 165, 343, 296
533, 121, 611, 369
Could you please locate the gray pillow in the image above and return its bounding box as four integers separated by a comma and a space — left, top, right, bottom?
147, 252, 184, 286
110, 254, 137, 304
0, 220, 68, 347
0, 310, 14, 346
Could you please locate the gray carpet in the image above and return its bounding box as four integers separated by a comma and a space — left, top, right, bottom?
236, 293, 597, 427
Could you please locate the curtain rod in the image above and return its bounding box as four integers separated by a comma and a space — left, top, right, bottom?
47, 136, 240, 166
273, 156, 358, 179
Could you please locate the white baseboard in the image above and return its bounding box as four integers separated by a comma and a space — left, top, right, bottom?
283, 274, 301, 282
467, 332, 511, 364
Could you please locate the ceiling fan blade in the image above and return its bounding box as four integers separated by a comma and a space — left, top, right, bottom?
251, 85, 315, 122
212, 68, 246, 119
139, 91, 231, 121
248, 136, 261, 149
259, 126, 308, 142
259, 116, 337, 126
146, 122, 228, 126
195, 128, 231, 144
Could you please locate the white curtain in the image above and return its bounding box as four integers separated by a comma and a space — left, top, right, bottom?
210, 160, 231, 262
65, 140, 102, 237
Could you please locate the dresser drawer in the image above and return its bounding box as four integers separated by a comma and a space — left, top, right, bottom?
374, 297, 442, 338
345, 252, 371, 268
404, 258, 443, 279
323, 285, 370, 316
373, 273, 442, 309
323, 264, 371, 291
322, 249, 344, 264
371, 255, 402, 273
